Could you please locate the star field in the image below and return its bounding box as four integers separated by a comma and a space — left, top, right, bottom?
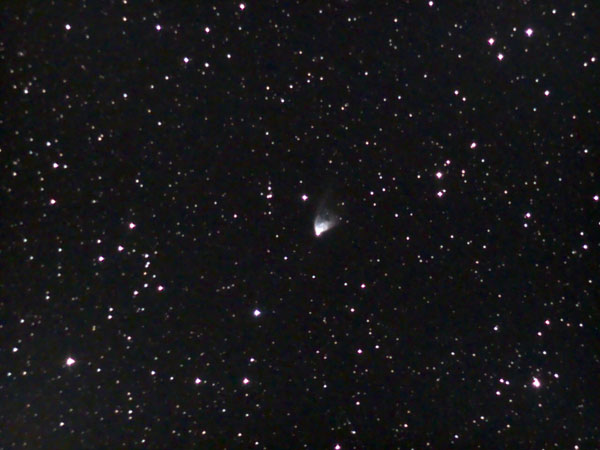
1, 1, 599, 448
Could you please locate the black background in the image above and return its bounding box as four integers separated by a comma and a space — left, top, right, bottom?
1, 1, 599, 448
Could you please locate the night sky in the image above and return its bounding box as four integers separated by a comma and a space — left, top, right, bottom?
1, 1, 599, 448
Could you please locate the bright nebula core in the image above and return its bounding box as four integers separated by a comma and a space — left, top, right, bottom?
314, 218, 334, 236
313, 189, 343, 237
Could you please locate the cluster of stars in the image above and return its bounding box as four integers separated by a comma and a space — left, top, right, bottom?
5, 2, 595, 448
